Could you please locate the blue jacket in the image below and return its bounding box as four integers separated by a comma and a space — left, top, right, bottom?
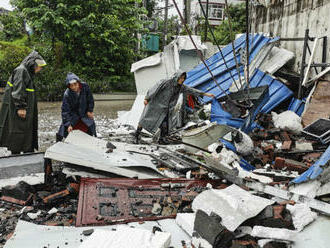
57, 72, 96, 138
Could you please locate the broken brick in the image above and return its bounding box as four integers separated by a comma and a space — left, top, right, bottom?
273, 157, 308, 173
280, 131, 291, 141
281, 141, 292, 151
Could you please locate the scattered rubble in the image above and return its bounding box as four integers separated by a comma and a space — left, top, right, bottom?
1, 33, 330, 247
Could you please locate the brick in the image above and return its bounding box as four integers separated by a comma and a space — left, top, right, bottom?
281, 141, 292, 150
263, 144, 274, 153
274, 157, 309, 173
280, 131, 291, 141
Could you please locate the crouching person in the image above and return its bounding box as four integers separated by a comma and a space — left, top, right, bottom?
56, 72, 96, 141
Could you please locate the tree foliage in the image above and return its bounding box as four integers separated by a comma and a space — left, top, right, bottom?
0, 10, 25, 41
10, 0, 148, 80
199, 3, 246, 45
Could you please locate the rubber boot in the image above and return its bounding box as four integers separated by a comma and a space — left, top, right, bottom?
134, 126, 142, 144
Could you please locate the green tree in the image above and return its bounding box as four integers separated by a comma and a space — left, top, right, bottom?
0, 10, 25, 41
11, 0, 148, 79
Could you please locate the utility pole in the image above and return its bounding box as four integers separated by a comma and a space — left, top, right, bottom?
245, 0, 250, 88
204, 0, 209, 41
163, 0, 169, 49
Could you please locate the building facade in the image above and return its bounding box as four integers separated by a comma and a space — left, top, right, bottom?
188, 0, 244, 28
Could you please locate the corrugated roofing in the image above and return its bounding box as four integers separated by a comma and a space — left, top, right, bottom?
291, 145, 330, 184
185, 34, 293, 132
185, 34, 281, 102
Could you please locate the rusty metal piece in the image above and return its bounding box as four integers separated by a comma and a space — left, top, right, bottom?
44, 158, 53, 185
42, 183, 79, 204
0, 194, 33, 206
43, 189, 70, 204
76, 178, 222, 227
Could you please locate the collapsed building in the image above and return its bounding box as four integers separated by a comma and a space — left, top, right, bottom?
1, 3, 330, 246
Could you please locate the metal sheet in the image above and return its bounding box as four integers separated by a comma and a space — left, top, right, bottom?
4, 219, 190, 248
76, 178, 222, 227
210, 70, 293, 131
185, 34, 276, 89
191, 184, 275, 232
291, 145, 330, 184
79, 227, 171, 248
0, 153, 44, 179
45, 142, 163, 179
45, 130, 168, 179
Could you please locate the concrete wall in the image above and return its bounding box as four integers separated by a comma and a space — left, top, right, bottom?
251, 0, 330, 76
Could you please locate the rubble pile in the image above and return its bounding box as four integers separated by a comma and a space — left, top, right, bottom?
1, 33, 330, 247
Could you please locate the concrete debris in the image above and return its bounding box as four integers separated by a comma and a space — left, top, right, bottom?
286, 204, 317, 231
175, 213, 195, 237
192, 184, 274, 232
258, 239, 292, 248
0, 147, 11, 157
251, 226, 297, 241
272, 111, 303, 135
27, 210, 42, 220
2, 33, 330, 248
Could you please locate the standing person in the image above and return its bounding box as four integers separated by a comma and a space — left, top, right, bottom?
134, 70, 215, 144
56, 72, 96, 141
0, 51, 46, 154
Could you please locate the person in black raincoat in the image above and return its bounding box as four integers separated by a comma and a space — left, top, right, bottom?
0, 51, 46, 154
135, 70, 215, 143
56, 72, 96, 141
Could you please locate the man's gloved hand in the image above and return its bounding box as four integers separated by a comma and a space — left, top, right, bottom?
144, 99, 148, 105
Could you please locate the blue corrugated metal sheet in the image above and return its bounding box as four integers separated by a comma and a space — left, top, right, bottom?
185, 34, 293, 132
185, 34, 280, 101
288, 98, 306, 116
210, 70, 293, 131
291, 145, 330, 184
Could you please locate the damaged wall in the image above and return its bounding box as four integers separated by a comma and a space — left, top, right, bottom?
251, 0, 330, 78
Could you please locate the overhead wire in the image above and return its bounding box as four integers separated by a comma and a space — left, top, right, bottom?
171, 0, 233, 101
197, 0, 243, 93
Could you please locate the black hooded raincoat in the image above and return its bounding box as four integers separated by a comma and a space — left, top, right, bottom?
0, 51, 45, 153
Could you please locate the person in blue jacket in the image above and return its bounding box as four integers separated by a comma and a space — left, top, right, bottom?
56, 72, 96, 141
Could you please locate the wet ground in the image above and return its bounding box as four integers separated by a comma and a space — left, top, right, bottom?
38, 98, 134, 151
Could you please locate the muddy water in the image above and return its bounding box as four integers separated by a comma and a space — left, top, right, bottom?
38, 100, 134, 151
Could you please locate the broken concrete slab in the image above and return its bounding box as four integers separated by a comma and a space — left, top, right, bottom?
175, 213, 195, 237
251, 226, 297, 241
286, 204, 317, 231
192, 184, 275, 232
79, 227, 171, 248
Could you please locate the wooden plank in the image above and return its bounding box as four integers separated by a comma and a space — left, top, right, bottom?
302, 81, 330, 126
